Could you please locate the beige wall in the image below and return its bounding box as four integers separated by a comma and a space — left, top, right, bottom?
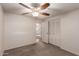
0, 6, 4, 56
4, 13, 36, 50
60, 9, 79, 55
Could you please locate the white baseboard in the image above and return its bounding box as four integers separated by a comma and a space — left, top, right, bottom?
60, 46, 78, 56
4, 41, 36, 51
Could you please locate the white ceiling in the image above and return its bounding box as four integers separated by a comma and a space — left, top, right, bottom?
1, 3, 79, 19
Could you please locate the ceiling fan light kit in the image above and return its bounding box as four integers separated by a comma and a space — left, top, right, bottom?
32, 12, 39, 17
19, 3, 50, 17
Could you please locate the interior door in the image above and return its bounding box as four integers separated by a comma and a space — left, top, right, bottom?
49, 21, 56, 44
49, 20, 60, 46
41, 21, 48, 43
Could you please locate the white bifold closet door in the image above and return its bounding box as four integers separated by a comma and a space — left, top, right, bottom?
41, 20, 60, 46
49, 21, 56, 45
41, 21, 49, 43
49, 20, 61, 46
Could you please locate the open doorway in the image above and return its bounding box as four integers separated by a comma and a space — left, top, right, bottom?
35, 23, 41, 42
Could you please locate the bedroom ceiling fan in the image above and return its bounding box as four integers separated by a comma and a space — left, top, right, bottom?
19, 3, 50, 17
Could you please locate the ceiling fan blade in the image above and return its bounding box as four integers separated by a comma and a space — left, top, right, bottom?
41, 13, 50, 16
40, 3, 50, 10
22, 13, 29, 15
19, 3, 31, 9
21, 12, 32, 15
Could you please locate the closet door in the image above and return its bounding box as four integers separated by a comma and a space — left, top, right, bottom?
49, 21, 56, 45
49, 20, 60, 46
41, 21, 49, 43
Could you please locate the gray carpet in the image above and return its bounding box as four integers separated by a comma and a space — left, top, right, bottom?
3, 41, 76, 56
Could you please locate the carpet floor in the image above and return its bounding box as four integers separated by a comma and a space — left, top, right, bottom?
3, 41, 76, 56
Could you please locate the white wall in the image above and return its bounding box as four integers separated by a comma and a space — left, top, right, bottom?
60, 9, 79, 55
0, 6, 4, 56
4, 13, 36, 50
